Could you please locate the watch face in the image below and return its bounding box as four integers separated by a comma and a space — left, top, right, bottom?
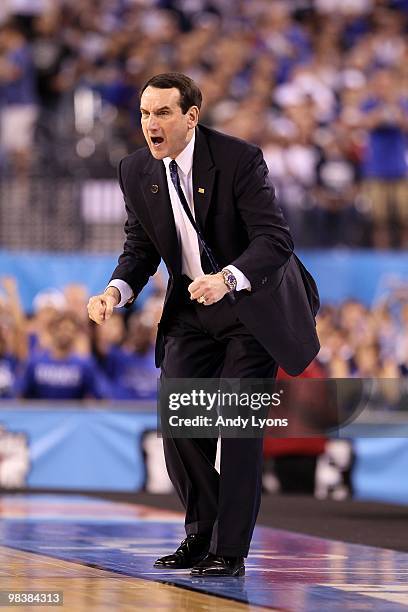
223, 270, 236, 289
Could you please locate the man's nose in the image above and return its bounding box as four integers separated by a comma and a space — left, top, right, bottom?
147, 115, 159, 130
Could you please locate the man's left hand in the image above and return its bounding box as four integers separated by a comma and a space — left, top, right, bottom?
188, 273, 229, 306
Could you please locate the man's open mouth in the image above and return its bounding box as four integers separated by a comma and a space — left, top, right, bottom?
151, 137, 164, 146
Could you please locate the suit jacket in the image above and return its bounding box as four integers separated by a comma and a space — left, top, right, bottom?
110, 124, 320, 376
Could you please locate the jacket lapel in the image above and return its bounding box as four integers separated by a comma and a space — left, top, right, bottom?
192, 126, 216, 231
139, 156, 181, 274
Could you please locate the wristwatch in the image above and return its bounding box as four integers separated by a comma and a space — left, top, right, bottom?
221, 268, 237, 292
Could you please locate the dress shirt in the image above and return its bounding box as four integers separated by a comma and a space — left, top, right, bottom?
109, 129, 251, 307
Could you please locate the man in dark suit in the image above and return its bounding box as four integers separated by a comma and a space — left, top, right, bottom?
88, 72, 320, 577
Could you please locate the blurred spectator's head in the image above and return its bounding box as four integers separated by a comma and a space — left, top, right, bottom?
93, 311, 125, 350
126, 311, 154, 355
63, 283, 89, 323
48, 312, 80, 354
33, 11, 60, 37
33, 288, 66, 313
316, 305, 336, 338
140, 296, 164, 344
353, 342, 381, 376
370, 69, 397, 99
339, 299, 367, 331
32, 289, 66, 328
326, 326, 351, 355
0, 24, 26, 50
64, 283, 88, 307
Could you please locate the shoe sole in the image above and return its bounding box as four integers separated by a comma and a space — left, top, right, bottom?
153, 562, 191, 569
190, 566, 245, 577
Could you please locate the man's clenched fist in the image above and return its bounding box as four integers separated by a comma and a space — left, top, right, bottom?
188, 273, 229, 306
87, 287, 120, 324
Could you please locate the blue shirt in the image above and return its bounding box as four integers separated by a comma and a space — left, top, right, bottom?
360, 97, 408, 179
0, 45, 37, 106
104, 346, 159, 400
18, 351, 110, 400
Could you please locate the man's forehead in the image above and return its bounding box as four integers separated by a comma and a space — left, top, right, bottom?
140, 86, 181, 109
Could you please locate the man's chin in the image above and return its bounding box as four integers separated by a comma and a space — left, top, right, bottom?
148, 145, 167, 160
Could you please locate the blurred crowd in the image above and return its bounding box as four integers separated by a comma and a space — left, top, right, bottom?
1, 273, 408, 400
317, 295, 408, 377
0, 0, 407, 247
0, 274, 163, 400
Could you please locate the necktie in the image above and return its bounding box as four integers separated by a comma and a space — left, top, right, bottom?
169, 159, 220, 274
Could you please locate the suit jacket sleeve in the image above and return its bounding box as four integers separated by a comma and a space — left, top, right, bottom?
230, 146, 294, 292
109, 158, 161, 303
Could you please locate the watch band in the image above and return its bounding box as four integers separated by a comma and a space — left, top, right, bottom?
221, 268, 237, 292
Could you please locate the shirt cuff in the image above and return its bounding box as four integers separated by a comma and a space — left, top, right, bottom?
106, 279, 134, 308
225, 265, 251, 292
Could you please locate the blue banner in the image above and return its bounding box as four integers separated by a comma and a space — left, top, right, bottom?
2, 250, 408, 311
1, 404, 408, 504
352, 438, 408, 505
0, 405, 158, 491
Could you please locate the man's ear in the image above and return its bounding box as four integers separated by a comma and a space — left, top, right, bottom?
187, 106, 199, 128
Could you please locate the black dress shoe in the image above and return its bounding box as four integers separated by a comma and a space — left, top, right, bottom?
191, 553, 245, 576
154, 534, 210, 569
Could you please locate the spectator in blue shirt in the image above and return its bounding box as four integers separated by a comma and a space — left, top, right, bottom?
0, 24, 38, 173
18, 312, 110, 400
359, 69, 408, 248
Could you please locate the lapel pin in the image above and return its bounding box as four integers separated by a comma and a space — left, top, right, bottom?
151, 184, 159, 194
198, 187, 205, 194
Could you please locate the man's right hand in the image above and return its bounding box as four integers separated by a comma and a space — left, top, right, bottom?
87, 287, 120, 324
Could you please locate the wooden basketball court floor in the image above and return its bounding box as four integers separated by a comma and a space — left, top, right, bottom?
0, 494, 407, 611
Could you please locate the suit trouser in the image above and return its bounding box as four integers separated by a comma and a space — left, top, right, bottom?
160, 286, 278, 557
